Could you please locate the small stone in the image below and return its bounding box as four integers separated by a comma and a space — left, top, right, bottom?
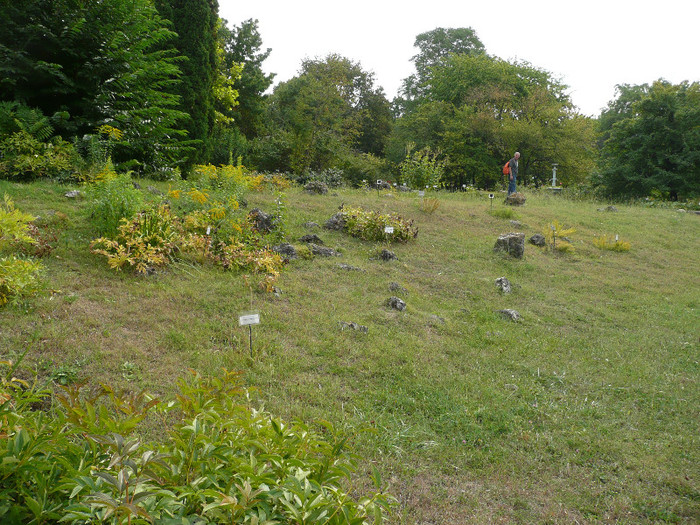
529, 234, 546, 247
387, 296, 406, 311
597, 205, 618, 212
324, 213, 346, 231
338, 263, 364, 271
147, 185, 164, 196
300, 234, 323, 244
132, 181, 142, 190
249, 208, 276, 233
389, 282, 407, 294
339, 321, 368, 333
495, 277, 512, 294
428, 314, 445, 324
510, 220, 522, 227
272, 243, 297, 260
303, 222, 320, 229
309, 243, 340, 257
379, 249, 397, 261
498, 309, 521, 321
64, 190, 81, 198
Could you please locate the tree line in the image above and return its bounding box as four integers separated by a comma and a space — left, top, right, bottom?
0, 0, 698, 199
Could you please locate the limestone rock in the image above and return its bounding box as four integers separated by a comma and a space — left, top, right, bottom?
378, 249, 397, 261
64, 190, 82, 198
309, 243, 340, 257
300, 234, 323, 244
249, 208, 276, 233
339, 321, 368, 333
529, 234, 546, 247
304, 181, 329, 195
389, 282, 407, 294
387, 296, 406, 311
272, 243, 297, 260
505, 192, 526, 206
498, 309, 521, 321
495, 277, 512, 294
324, 213, 346, 231
494, 233, 525, 259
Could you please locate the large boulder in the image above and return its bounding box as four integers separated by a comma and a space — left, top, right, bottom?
505, 192, 526, 206
494, 233, 525, 259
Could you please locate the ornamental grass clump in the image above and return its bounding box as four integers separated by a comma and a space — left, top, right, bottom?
340, 205, 418, 242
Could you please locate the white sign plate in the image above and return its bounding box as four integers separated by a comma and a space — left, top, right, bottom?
384, 226, 395, 234
489, 193, 494, 199
239, 312, 260, 326
418, 191, 425, 197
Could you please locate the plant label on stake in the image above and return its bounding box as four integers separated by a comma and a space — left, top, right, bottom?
384, 226, 394, 235
239, 311, 260, 357
489, 193, 494, 209
418, 190, 425, 198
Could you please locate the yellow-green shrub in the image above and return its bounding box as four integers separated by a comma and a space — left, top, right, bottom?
592, 234, 631, 252
340, 206, 418, 242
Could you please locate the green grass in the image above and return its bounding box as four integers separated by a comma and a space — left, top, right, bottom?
2, 180, 699, 523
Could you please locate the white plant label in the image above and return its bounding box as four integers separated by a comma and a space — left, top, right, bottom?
489, 193, 494, 199
384, 226, 395, 234
418, 191, 425, 197
239, 312, 260, 326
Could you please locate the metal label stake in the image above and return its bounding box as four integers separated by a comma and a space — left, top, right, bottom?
239, 311, 260, 358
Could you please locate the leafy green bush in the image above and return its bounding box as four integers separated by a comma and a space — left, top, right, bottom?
85, 171, 145, 236
337, 152, 387, 187
340, 206, 418, 242
0, 364, 394, 524
0, 131, 75, 181
0, 194, 42, 305
398, 145, 445, 189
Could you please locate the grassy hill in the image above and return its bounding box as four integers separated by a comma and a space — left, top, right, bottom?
2, 179, 699, 523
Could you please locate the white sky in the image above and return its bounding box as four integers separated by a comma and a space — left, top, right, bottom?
219, 0, 698, 117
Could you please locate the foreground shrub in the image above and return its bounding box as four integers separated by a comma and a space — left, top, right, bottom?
340, 205, 418, 242
0, 194, 42, 305
0, 364, 394, 524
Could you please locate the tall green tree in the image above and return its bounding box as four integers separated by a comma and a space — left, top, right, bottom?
397, 27, 485, 114
156, 0, 219, 166
0, 0, 189, 172
388, 52, 596, 189
256, 54, 391, 175
597, 80, 700, 200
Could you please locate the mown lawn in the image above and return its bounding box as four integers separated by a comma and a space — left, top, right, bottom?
1, 179, 699, 523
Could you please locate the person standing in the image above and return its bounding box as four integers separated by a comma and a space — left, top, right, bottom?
507, 152, 520, 195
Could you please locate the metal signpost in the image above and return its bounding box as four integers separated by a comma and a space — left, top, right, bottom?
239, 311, 260, 358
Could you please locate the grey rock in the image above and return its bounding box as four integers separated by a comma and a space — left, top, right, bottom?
338, 263, 364, 271
495, 277, 512, 294
510, 220, 522, 227
300, 234, 323, 244
379, 249, 397, 261
505, 192, 526, 206
494, 233, 525, 259
303, 221, 320, 229
309, 243, 340, 257
597, 205, 618, 212
498, 309, 521, 321
249, 208, 276, 233
132, 182, 142, 190
387, 296, 406, 311
64, 190, 81, 198
389, 282, 407, 294
147, 185, 164, 196
339, 321, 368, 333
324, 213, 346, 231
272, 243, 297, 260
529, 234, 546, 247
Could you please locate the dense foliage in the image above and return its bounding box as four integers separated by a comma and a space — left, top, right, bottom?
596, 80, 700, 200
0, 364, 393, 523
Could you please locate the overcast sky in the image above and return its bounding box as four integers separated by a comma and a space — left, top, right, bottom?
218, 0, 698, 117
